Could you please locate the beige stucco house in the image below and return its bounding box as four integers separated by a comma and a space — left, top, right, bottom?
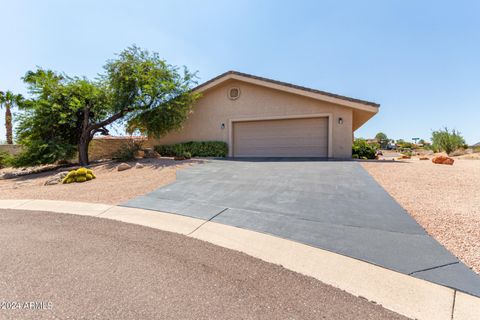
150, 71, 379, 158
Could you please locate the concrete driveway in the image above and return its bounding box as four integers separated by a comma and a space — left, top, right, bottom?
124, 159, 480, 296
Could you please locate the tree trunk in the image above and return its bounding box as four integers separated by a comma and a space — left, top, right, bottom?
5, 103, 13, 144
76, 106, 127, 166
78, 105, 91, 166
78, 133, 91, 166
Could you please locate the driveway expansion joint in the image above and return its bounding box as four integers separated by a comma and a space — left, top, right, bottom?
450, 290, 456, 320
95, 206, 115, 217
409, 262, 460, 276
187, 207, 229, 236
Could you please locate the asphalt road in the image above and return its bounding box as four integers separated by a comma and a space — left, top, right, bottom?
0, 209, 408, 320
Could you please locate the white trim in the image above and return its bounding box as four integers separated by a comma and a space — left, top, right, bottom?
228, 113, 333, 158
195, 73, 379, 113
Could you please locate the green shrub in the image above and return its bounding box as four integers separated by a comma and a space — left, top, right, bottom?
180, 151, 191, 159
352, 138, 377, 159
397, 141, 414, 150
155, 141, 228, 157
112, 139, 144, 162
9, 141, 76, 167
401, 148, 413, 157
0, 151, 14, 168
431, 127, 465, 155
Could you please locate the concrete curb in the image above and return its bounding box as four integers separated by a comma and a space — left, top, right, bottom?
0, 199, 478, 320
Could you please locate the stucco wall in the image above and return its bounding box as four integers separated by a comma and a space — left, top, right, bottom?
0, 144, 23, 155
89, 137, 147, 161
150, 80, 353, 158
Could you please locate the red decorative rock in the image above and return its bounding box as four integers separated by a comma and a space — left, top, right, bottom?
432, 156, 454, 165
442, 157, 455, 165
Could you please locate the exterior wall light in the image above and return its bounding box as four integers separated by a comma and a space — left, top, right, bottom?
221, 123, 225, 129
338, 117, 343, 125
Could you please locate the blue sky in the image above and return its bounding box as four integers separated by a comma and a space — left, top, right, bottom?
1, 0, 479, 144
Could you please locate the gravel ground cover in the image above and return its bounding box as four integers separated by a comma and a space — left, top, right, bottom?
0, 158, 200, 205
362, 158, 480, 274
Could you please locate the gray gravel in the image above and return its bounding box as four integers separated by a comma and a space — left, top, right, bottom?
0, 209, 408, 320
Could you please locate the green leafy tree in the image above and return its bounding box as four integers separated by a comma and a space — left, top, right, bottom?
431, 127, 465, 155
374, 132, 389, 149
15, 70, 107, 166
16, 46, 199, 166
0, 90, 23, 144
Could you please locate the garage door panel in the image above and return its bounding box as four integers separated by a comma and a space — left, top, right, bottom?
238, 138, 328, 148
233, 117, 328, 157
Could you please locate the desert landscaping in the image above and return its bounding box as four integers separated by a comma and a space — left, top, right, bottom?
362, 156, 480, 274
0, 158, 199, 205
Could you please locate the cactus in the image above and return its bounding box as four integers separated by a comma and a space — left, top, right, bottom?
76, 176, 87, 182
65, 171, 76, 179
76, 168, 87, 175
62, 167, 96, 184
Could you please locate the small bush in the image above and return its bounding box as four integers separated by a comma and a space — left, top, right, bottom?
431, 127, 465, 155
397, 141, 414, 150
352, 138, 377, 159
113, 139, 144, 162
155, 141, 228, 157
401, 148, 413, 157
10, 141, 76, 167
0, 151, 14, 168
180, 151, 191, 159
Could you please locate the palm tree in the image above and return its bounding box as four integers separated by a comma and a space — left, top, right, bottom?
0, 91, 23, 144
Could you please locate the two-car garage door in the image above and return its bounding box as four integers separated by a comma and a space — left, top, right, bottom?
233, 117, 329, 157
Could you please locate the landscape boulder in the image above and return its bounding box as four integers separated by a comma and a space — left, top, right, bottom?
135, 162, 144, 169
143, 148, 160, 159
419, 157, 429, 160
432, 155, 454, 165
117, 162, 132, 171
44, 172, 68, 186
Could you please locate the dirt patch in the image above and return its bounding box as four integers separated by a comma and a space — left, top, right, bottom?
0, 158, 201, 205
362, 158, 480, 274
